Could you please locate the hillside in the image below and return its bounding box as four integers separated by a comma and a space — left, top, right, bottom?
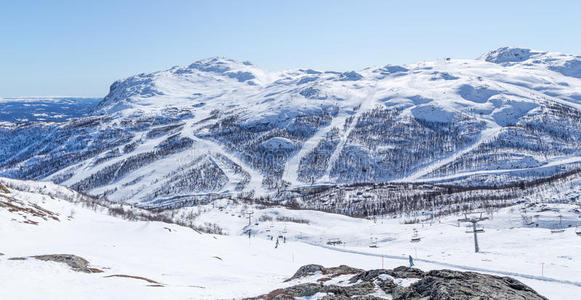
1, 47, 581, 207
1, 177, 580, 299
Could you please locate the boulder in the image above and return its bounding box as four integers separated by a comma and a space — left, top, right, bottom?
32, 254, 102, 273
249, 265, 548, 300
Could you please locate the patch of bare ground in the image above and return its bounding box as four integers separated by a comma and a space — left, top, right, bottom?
105, 274, 162, 285
0, 194, 60, 223
32, 254, 103, 273
0, 183, 10, 194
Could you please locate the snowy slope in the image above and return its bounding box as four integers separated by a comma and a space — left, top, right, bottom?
1, 48, 581, 205
1, 177, 580, 299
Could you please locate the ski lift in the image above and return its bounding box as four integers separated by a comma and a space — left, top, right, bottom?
521, 214, 534, 226
369, 237, 378, 248
411, 228, 421, 243
465, 224, 484, 233
327, 238, 343, 246
550, 215, 565, 233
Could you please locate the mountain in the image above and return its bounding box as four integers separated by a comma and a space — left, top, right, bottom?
1, 48, 581, 207
0, 97, 101, 123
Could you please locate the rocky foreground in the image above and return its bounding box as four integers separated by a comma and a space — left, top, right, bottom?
246, 264, 547, 300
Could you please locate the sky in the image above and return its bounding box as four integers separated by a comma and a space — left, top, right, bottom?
1, 0, 581, 97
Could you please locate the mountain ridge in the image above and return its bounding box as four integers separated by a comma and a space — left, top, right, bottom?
1, 47, 580, 206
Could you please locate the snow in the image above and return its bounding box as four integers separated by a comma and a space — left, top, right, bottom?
479, 47, 543, 64
3, 48, 581, 201
1, 177, 581, 299
410, 104, 455, 123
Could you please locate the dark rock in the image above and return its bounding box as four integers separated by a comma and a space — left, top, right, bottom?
250, 265, 548, 300
388, 266, 425, 279
394, 269, 548, 300
337, 282, 376, 296
349, 269, 390, 283
286, 264, 325, 281
255, 283, 322, 300
32, 254, 101, 273
286, 264, 362, 282
0, 183, 9, 193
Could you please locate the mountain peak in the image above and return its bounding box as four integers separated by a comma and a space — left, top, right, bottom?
479, 47, 546, 64
187, 57, 255, 73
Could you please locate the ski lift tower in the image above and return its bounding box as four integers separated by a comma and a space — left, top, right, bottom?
245, 211, 254, 239
458, 212, 489, 253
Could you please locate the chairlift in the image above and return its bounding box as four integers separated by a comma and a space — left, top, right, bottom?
327, 238, 343, 246
411, 228, 421, 243
369, 237, 378, 248
551, 215, 565, 233
465, 224, 485, 233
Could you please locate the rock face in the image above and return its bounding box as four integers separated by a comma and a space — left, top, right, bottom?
394, 269, 546, 300
0, 183, 9, 194
32, 254, 102, 273
247, 265, 548, 300
285, 264, 362, 282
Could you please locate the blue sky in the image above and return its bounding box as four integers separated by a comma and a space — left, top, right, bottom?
2, 0, 581, 97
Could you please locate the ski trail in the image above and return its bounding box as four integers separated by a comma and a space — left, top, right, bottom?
307, 242, 581, 288
209, 155, 248, 193
418, 155, 581, 183
192, 136, 266, 195
396, 121, 502, 182
182, 119, 266, 195
282, 113, 350, 186
319, 86, 378, 183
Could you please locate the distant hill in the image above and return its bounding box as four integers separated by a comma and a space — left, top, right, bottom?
0, 97, 101, 123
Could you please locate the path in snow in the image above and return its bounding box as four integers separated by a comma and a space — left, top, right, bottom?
396, 121, 502, 182
192, 136, 266, 195
308, 242, 581, 288
209, 155, 249, 194
182, 119, 267, 195
319, 86, 378, 183
417, 155, 581, 183
282, 113, 349, 186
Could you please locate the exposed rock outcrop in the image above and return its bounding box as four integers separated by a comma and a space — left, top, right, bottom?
395, 269, 546, 300
32, 254, 103, 273
247, 265, 548, 300
285, 264, 362, 282
0, 183, 9, 193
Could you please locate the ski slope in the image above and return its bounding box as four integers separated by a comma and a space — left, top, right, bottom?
1, 177, 580, 299
3, 47, 581, 204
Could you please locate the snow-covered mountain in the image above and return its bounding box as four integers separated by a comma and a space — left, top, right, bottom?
1, 47, 581, 206
0, 97, 101, 123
